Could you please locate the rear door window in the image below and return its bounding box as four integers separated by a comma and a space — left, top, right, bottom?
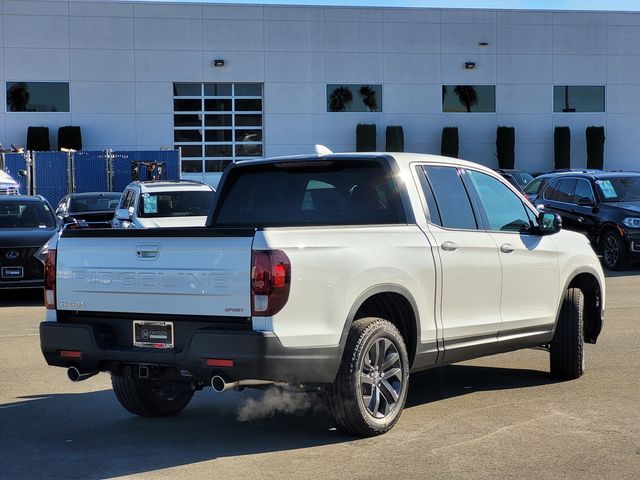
542, 179, 561, 201
555, 179, 577, 203
421, 166, 477, 230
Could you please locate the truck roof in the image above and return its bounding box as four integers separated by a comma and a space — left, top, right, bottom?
236, 152, 493, 175
128, 181, 214, 194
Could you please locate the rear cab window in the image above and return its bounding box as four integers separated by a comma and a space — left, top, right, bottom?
418, 166, 478, 230
212, 159, 406, 227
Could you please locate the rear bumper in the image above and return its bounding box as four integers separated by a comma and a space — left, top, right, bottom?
0, 279, 43, 289
40, 321, 342, 385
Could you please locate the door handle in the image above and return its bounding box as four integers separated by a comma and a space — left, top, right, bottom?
136, 244, 160, 259
577, 217, 585, 223
441, 241, 459, 252
500, 243, 515, 253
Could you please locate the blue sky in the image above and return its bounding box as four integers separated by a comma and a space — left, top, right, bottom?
137, 0, 640, 11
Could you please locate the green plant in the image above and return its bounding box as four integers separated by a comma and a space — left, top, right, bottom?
359, 86, 378, 112
386, 126, 404, 152
328, 86, 353, 112
441, 127, 459, 158
496, 126, 515, 169
554, 126, 571, 170
356, 124, 376, 152
586, 126, 605, 170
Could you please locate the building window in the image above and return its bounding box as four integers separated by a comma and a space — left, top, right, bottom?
553, 86, 605, 113
173, 83, 263, 173
442, 85, 495, 113
326, 84, 382, 112
6, 82, 70, 112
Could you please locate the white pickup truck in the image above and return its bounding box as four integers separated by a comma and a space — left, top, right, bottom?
40, 153, 605, 436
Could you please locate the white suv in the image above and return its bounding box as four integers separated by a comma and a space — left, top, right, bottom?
0, 170, 20, 195
112, 180, 215, 228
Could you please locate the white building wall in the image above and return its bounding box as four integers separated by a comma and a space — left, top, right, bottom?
2, 1, 640, 178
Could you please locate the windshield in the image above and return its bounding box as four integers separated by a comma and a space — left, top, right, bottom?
596, 177, 640, 202
0, 200, 56, 228
137, 190, 214, 218
69, 194, 121, 213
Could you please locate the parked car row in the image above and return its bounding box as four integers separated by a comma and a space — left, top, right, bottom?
0, 180, 215, 290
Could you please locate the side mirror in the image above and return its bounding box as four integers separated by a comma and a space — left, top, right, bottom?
535, 203, 546, 212
62, 216, 77, 225
577, 197, 595, 207
18, 169, 28, 177
115, 208, 132, 222
538, 212, 562, 235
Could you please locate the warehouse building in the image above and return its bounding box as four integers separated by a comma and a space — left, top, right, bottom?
2, 0, 640, 185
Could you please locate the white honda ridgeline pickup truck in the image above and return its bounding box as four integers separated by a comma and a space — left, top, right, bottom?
40, 153, 604, 436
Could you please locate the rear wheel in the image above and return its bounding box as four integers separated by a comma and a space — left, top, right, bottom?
602, 229, 628, 270
550, 288, 585, 379
112, 375, 194, 417
327, 317, 409, 437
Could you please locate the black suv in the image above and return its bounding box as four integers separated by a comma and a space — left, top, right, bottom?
525, 171, 640, 270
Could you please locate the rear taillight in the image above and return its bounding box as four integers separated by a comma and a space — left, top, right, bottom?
251, 250, 291, 317
44, 249, 56, 309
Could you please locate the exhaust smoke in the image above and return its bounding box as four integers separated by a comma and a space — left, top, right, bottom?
236, 386, 316, 422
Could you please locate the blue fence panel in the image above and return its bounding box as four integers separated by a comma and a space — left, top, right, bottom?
34, 152, 68, 207
74, 151, 108, 192
3, 153, 28, 194
162, 150, 180, 180
111, 151, 134, 192
111, 150, 180, 192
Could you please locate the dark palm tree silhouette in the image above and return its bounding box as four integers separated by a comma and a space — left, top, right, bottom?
359, 86, 378, 112
7, 83, 30, 112
454, 85, 478, 113
328, 86, 353, 112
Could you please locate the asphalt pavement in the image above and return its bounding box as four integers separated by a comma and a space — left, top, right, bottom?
1, 273, 639, 480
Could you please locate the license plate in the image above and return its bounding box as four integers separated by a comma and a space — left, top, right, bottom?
1, 266, 23, 279
133, 321, 174, 349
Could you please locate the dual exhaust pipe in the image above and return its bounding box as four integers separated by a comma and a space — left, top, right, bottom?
66, 368, 272, 391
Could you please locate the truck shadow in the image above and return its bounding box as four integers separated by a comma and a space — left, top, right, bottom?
603, 265, 640, 278
405, 364, 557, 408
1, 364, 556, 479
0, 288, 43, 306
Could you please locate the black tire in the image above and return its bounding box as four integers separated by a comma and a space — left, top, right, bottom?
601, 229, 628, 270
111, 375, 194, 417
550, 288, 585, 379
327, 317, 409, 437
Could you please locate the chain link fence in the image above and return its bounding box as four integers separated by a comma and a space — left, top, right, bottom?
0, 149, 180, 206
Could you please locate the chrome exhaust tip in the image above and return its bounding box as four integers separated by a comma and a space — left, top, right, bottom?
211, 375, 234, 392
67, 366, 97, 382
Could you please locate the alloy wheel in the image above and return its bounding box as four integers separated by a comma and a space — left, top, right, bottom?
604, 235, 619, 268
359, 338, 404, 419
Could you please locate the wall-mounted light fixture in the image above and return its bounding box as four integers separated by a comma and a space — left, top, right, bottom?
464, 62, 476, 70
478, 42, 489, 47
212, 59, 225, 67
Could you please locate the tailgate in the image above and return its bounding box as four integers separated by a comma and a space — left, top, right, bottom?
55, 228, 254, 317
